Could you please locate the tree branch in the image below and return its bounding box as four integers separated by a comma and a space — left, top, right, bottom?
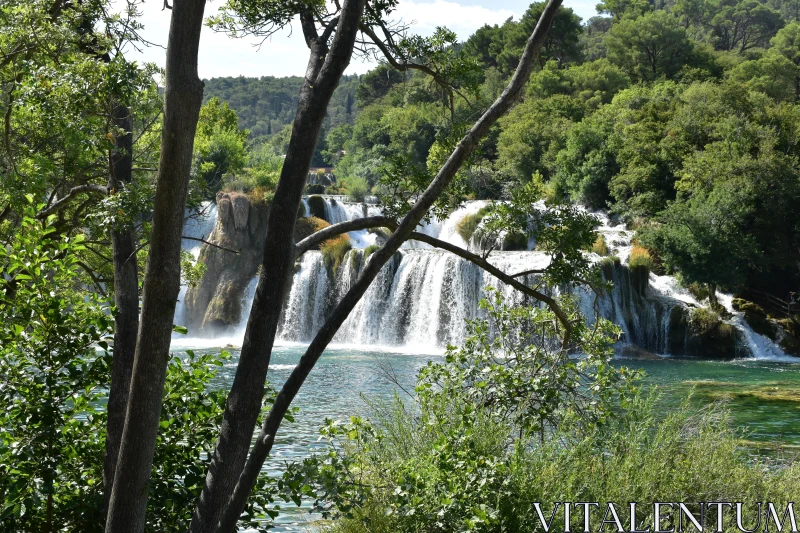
36, 184, 109, 219
407, 232, 572, 337
294, 216, 397, 256
183, 235, 240, 255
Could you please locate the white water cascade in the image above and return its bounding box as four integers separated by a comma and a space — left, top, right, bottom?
178, 195, 794, 359
174, 202, 218, 330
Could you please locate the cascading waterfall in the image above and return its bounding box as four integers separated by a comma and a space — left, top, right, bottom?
175, 202, 218, 330
182, 195, 793, 359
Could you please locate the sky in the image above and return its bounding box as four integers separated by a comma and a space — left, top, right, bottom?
118, 0, 599, 80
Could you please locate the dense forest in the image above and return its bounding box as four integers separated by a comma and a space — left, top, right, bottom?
207, 0, 800, 303
203, 75, 360, 139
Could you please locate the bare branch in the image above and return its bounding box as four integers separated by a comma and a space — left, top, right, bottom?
294, 216, 397, 256
511, 268, 546, 278
36, 184, 109, 219
407, 232, 572, 337
182, 235, 240, 255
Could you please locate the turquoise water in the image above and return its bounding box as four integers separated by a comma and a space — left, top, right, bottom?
182, 344, 800, 530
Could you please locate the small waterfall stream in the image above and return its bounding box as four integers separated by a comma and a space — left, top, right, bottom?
177, 196, 793, 359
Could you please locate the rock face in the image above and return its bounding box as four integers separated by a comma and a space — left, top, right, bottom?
600, 262, 745, 359
185, 192, 269, 332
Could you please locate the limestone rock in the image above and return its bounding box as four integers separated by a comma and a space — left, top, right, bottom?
185, 191, 269, 333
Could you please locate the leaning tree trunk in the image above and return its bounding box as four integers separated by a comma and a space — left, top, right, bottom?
104, 1, 206, 532
213, 1, 563, 530
102, 100, 140, 517
189, 3, 366, 532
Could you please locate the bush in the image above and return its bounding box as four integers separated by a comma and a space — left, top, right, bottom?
321, 234, 352, 274
342, 176, 370, 203
502, 231, 528, 251
592, 234, 609, 255
320, 397, 799, 533
455, 206, 491, 243
307, 184, 326, 194
628, 245, 653, 272
294, 216, 330, 248
300, 294, 798, 533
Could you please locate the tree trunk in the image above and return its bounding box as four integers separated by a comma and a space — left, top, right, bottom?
103, 101, 140, 517
214, 1, 563, 529
708, 283, 718, 307
104, 1, 206, 531
189, 4, 366, 532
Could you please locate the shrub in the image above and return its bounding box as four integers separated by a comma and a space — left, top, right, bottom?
592, 234, 609, 255
320, 397, 800, 533
687, 281, 709, 301
502, 231, 528, 250
342, 176, 370, 203
689, 306, 722, 334
294, 216, 330, 248
321, 234, 352, 274
306, 184, 326, 194
628, 245, 653, 272
299, 294, 799, 533
455, 206, 491, 243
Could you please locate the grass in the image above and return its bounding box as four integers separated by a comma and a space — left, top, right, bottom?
294, 216, 329, 248
323, 398, 800, 533
321, 234, 352, 275
628, 245, 653, 272
591, 234, 609, 256
455, 206, 491, 243
363, 244, 381, 260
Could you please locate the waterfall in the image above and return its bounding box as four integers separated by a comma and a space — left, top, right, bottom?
175, 202, 218, 331
179, 196, 794, 360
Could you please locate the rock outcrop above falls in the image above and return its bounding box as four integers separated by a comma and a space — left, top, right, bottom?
185, 192, 269, 331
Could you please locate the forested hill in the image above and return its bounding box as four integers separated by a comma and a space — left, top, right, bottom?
203, 74, 360, 139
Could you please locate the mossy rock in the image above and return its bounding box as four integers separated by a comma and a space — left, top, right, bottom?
732, 298, 765, 315
686, 307, 741, 359
780, 335, 800, 356
306, 195, 327, 220
294, 216, 330, 248
732, 299, 776, 339
297, 202, 307, 218
502, 231, 528, 251
744, 310, 776, 340
598, 256, 622, 284
776, 318, 800, 337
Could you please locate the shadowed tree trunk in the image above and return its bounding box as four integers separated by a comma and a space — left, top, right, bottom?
213, 1, 563, 529
102, 100, 140, 517
189, 2, 367, 531
104, 1, 207, 531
